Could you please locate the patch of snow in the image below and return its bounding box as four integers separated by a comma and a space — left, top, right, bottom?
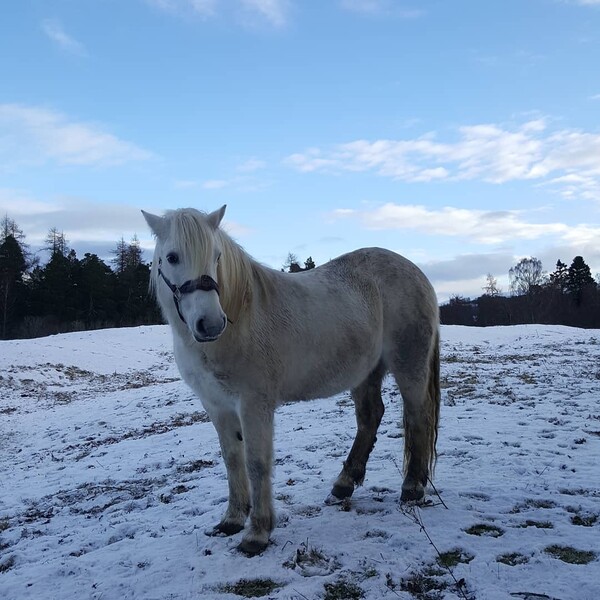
1, 325, 599, 599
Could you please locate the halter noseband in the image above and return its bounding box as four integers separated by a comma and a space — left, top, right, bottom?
157, 257, 221, 325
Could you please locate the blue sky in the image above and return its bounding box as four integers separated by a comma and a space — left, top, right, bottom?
1, 0, 599, 300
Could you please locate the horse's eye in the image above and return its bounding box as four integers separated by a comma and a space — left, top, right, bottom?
166, 253, 179, 265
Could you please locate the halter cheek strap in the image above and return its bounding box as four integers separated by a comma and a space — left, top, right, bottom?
157, 257, 221, 325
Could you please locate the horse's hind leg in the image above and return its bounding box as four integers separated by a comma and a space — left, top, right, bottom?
331, 361, 386, 500
396, 378, 431, 501
389, 330, 440, 502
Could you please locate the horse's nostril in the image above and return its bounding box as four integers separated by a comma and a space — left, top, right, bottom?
196, 318, 205, 334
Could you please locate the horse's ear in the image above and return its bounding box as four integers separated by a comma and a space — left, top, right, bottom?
142, 210, 167, 238
207, 205, 226, 230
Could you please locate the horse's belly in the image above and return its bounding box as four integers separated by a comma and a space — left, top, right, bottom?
281, 345, 378, 403
279, 314, 383, 402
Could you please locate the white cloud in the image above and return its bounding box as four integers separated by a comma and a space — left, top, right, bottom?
538, 173, 600, 202
173, 179, 200, 189
0, 193, 148, 247
41, 19, 86, 56
286, 119, 600, 201
189, 0, 218, 15
339, 0, 424, 18
240, 0, 289, 27
145, 0, 217, 18
331, 203, 600, 247
0, 104, 153, 168
146, 0, 288, 26
237, 158, 267, 172
0, 189, 62, 216
202, 179, 230, 189
0, 192, 258, 265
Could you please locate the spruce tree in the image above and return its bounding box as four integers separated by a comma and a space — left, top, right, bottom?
567, 256, 595, 304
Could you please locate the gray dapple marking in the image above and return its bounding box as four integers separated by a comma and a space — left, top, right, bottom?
143, 206, 441, 556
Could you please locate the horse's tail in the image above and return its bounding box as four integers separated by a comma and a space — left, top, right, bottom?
402, 326, 441, 481
427, 328, 441, 478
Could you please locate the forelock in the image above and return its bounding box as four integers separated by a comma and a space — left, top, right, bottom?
165, 208, 216, 273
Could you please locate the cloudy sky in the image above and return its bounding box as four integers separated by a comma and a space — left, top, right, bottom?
1, 0, 600, 300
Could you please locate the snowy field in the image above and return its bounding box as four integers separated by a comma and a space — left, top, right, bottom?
1, 324, 599, 600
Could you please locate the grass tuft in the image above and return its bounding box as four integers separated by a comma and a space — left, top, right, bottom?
437, 549, 474, 568
400, 569, 448, 600
496, 552, 529, 566
464, 523, 504, 537
177, 459, 214, 473
0, 555, 15, 573
323, 578, 364, 600
545, 545, 597, 565
219, 578, 281, 598
570, 514, 598, 527
518, 520, 553, 529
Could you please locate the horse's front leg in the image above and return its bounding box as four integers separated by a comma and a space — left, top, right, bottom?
238, 399, 275, 556
208, 408, 250, 536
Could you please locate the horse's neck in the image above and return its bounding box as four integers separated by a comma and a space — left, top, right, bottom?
221, 246, 274, 323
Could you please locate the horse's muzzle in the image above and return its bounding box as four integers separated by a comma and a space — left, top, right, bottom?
193, 315, 227, 343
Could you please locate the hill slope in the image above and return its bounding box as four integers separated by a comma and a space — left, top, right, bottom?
1, 325, 599, 599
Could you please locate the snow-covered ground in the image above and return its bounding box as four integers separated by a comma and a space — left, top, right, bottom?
1, 324, 599, 600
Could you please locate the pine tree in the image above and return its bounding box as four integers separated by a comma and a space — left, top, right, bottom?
111, 236, 156, 325
45, 228, 69, 257
282, 251, 300, 273
0, 235, 27, 337
126, 234, 143, 271
567, 256, 595, 304
1, 215, 26, 245
549, 260, 569, 293
304, 256, 316, 270
41, 251, 78, 324
1, 216, 35, 270
110, 237, 129, 274
78, 253, 116, 323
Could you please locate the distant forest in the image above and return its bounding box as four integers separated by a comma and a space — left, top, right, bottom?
440, 256, 600, 329
0, 217, 161, 340
1, 216, 599, 339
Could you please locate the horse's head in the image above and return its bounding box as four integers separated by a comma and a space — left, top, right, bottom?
142, 206, 228, 343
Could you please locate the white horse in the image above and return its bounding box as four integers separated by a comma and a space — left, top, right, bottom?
143, 206, 440, 555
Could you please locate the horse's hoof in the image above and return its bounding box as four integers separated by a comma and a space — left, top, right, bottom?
400, 488, 425, 502
237, 538, 268, 556
330, 483, 354, 500
324, 494, 343, 506
205, 521, 245, 537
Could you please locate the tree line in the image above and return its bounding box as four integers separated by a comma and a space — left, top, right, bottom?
440, 256, 600, 329
2, 215, 598, 338
282, 251, 316, 272
0, 217, 161, 339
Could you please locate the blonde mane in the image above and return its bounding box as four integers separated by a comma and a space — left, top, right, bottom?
158, 208, 273, 323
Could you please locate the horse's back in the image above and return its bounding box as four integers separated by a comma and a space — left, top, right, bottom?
322, 247, 439, 360
321, 247, 437, 315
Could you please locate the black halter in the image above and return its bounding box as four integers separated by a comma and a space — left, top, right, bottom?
157, 257, 221, 324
